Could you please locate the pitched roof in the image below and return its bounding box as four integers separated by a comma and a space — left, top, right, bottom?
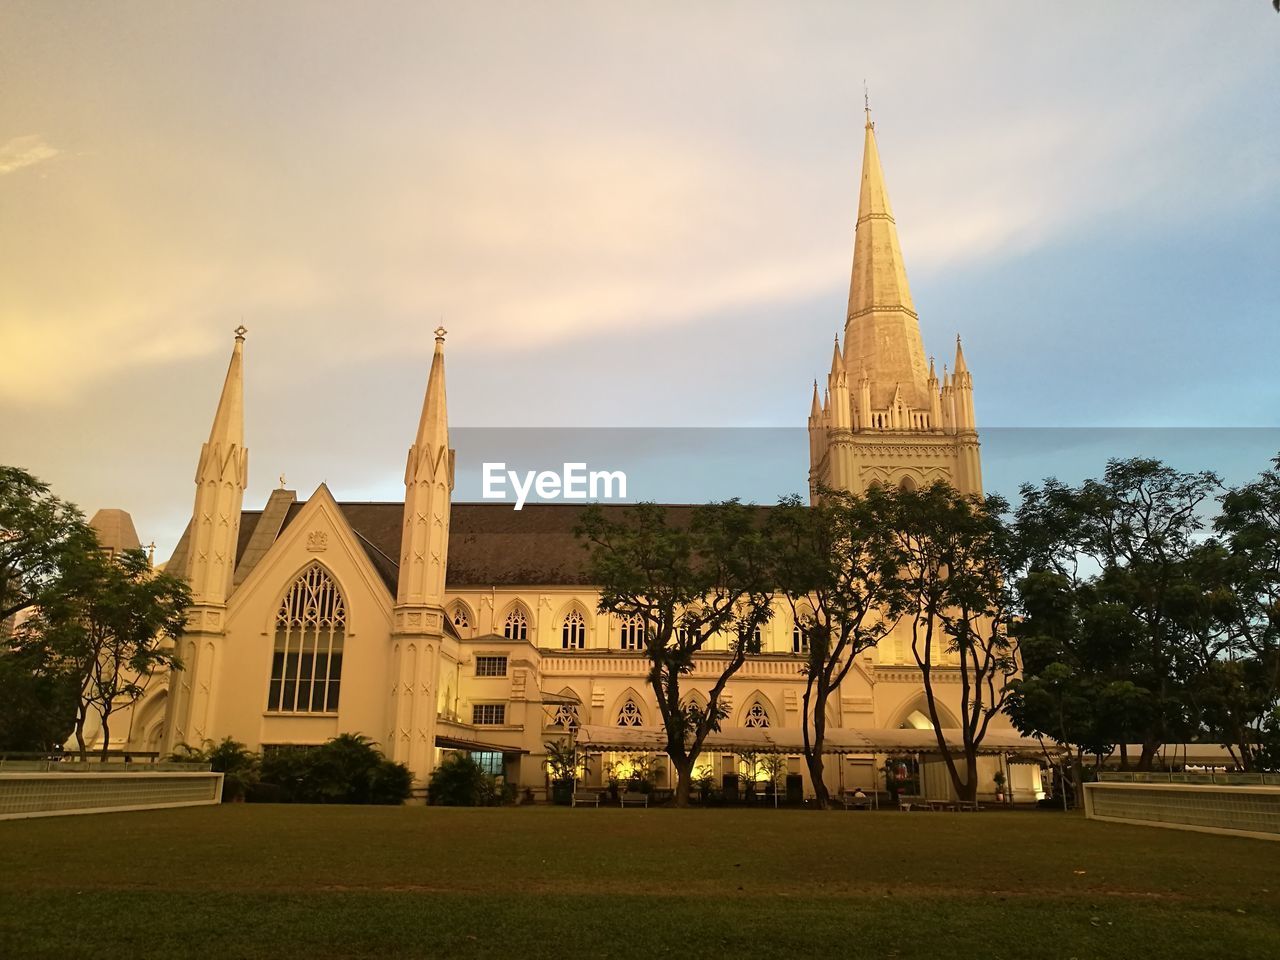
170, 499, 776, 595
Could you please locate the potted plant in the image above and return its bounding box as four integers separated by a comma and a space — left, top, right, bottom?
993, 770, 1007, 803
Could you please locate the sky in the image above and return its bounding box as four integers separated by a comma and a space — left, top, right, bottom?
2, 1, 1278, 554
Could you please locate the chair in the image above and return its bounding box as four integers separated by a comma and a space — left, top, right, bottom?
571, 790, 601, 808
620, 790, 649, 808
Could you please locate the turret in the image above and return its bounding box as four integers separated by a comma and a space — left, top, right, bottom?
828, 338, 852, 430
928, 357, 943, 430
953, 335, 975, 433
164, 326, 249, 752
390, 326, 455, 782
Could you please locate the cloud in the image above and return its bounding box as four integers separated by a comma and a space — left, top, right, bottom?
0, 135, 58, 175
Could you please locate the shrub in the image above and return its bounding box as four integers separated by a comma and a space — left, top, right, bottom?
256, 734, 412, 805
170, 737, 260, 802
428, 753, 496, 806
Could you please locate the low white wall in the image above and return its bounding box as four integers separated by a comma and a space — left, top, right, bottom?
0, 771, 223, 821
1084, 781, 1280, 842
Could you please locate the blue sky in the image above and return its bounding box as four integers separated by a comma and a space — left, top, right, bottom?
1, 2, 1277, 552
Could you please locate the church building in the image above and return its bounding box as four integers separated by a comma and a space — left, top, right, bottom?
111, 113, 1036, 801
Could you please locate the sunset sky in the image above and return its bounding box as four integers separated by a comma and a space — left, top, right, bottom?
2, 2, 1278, 553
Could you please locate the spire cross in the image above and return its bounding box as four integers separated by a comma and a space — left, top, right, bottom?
434, 325, 447, 342
234, 324, 247, 341
863, 80, 872, 127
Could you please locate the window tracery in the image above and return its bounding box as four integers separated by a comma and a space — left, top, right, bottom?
268, 565, 345, 713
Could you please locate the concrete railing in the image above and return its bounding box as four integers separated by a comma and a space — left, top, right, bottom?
1084, 781, 1280, 842
0, 771, 223, 821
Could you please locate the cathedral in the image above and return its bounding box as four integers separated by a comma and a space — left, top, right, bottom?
106, 113, 1036, 801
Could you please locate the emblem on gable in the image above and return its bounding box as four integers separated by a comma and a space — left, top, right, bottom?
307, 530, 329, 552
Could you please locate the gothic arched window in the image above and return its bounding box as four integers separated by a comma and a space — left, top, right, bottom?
792, 624, 810, 655
619, 613, 644, 651
503, 607, 529, 641
548, 703, 579, 731
451, 603, 471, 633
743, 702, 770, 728
561, 609, 586, 650
268, 564, 346, 713
616, 699, 644, 727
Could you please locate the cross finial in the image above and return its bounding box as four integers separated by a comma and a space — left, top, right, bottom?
234, 324, 247, 341
434, 325, 447, 343
278, 473, 286, 489
863, 80, 872, 127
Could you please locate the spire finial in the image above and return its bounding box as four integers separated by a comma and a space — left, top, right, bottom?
863, 80, 872, 128
434, 325, 447, 343
234, 324, 247, 342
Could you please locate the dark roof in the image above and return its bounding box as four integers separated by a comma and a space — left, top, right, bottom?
179, 500, 773, 596
278, 501, 771, 592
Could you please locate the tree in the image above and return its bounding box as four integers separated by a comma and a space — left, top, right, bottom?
18, 548, 190, 758
0, 642, 81, 751
1201, 455, 1280, 770
769, 489, 900, 807
0, 466, 98, 623
1015, 458, 1220, 769
883, 482, 1019, 802
577, 501, 774, 807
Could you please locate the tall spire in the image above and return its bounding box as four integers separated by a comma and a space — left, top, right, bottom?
186, 326, 249, 605
413, 325, 449, 455
844, 114, 929, 408
954, 334, 969, 375
398, 325, 454, 606
205, 325, 246, 451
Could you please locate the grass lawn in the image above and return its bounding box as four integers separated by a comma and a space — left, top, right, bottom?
1, 805, 1277, 959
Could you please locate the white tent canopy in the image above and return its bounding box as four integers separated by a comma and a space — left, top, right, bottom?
573, 724, 1058, 759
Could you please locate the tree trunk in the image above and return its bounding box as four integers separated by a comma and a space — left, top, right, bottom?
672, 757, 694, 808
964, 752, 979, 802
99, 713, 111, 761
1137, 739, 1160, 771
806, 751, 827, 809
73, 712, 87, 761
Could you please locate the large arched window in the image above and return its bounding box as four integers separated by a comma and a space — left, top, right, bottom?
616, 699, 644, 727
561, 609, 586, 650
503, 606, 529, 641
619, 613, 645, 651
268, 564, 345, 713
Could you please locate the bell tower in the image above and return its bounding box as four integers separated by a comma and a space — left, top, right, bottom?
809, 111, 982, 499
